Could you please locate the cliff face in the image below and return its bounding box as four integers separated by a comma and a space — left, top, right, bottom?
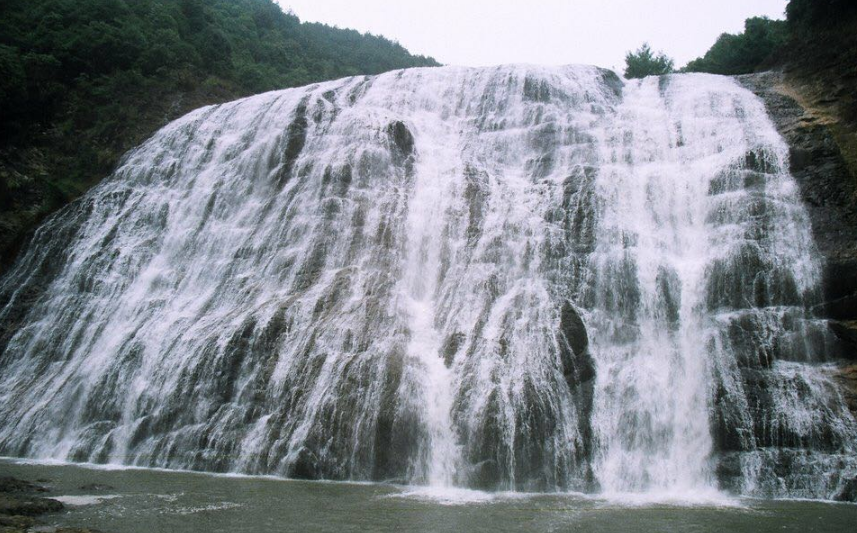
739, 69, 857, 418
739, 73, 857, 320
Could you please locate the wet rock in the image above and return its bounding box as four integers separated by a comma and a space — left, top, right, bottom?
321, 164, 352, 198
724, 312, 780, 369
0, 477, 106, 533
559, 302, 589, 361
386, 121, 414, 164
522, 76, 551, 103
828, 320, 857, 359
441, 332, 466, 367
462, 390, 508, 491
833, 363, 857, 416
0, 477, 48, 494
714, 452, 744, 493
743, 148, 775, 173
834, 476, 857, 502
466, 459, 502, 491
288, 447, 321, 480
597, 68, 624, 99
739, 72, 857, 326
463, 166, 489, 244
511, 381, 561, 491
372, 346, 426, 482
557, 302, 596, 467
274, 97, 309, 188
0, 514, 35, 529
706, 241, 801, 311
655, 266, 681, 328
710, 380, 756, 453
0, 493, 63, 516
559, 302, 595, 384
560, 165, 598, 256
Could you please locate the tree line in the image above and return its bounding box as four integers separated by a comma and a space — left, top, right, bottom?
623, 0, 857, 78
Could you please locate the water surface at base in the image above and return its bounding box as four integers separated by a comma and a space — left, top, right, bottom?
2, 459, 854, 532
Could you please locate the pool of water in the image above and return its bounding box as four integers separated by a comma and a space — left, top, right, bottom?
1, 458, 854, 532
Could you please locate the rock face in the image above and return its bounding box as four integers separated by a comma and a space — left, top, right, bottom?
834, 364, 857, 414
739, 71, 857, 345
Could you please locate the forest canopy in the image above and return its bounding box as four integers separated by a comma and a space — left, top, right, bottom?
623, 0, 857, 78
0, 0, 438, 267
0, 0, 438, 143
682, 17, 787, 75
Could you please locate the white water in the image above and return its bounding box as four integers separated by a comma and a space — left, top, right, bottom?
0, 65, 854, 500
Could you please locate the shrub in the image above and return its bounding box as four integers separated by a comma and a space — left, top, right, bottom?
624, 43, 674, 79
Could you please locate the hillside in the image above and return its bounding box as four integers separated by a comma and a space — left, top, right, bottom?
0, 0, 438, 269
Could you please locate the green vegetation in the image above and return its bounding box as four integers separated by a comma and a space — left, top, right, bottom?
683, 17, 787, 75
0, 0, 437, 142
0, 0, 438, 266
623, 43, 674, 79
681, 0, 857, 76
786, 0, 857, 30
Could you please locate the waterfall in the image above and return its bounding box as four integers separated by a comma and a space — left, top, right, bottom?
0, 65, 854, 500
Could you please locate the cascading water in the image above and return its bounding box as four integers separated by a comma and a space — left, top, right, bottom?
0, 65, 854, 500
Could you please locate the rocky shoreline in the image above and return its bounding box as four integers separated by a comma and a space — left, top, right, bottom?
0, 477, 100, 533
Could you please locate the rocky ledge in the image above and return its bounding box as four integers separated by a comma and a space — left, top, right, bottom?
0, 477, 100, 533
834, 363, 857, 414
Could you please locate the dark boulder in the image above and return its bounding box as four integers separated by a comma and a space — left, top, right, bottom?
597, 68, 624, 99
0, 477, 48, 494
558, 302, 594, 384
0, 514, 35, 530
274, 96, 310, 189
522, 76, 551, 103
833, 363, 857, 415
386, 121, 415, 164
834, 476, 857, 502
441, 332, 466, 367
287, 447, 321, 480
0, 493, 63, 517
829, 320, 857, 359
372, 346, 426, 482
557, 301, 596, 467
463, 165, 489, 245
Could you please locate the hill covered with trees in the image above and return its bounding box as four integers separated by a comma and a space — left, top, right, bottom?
623, 0, 856, 79
682, 0, 856, 76
682, 16, 786, 75
0, 0, 438, 268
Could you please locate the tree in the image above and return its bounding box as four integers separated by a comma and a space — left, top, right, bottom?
786, 0, 857, 29
683, 17, 787, 75
624, 43, 674, 79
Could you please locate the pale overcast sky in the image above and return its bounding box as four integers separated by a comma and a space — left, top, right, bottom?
276, 0, 788, 71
